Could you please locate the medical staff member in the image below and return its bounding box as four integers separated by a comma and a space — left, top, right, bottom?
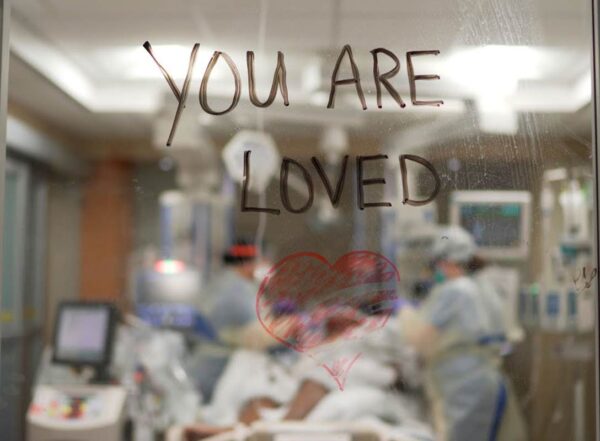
192, 240, 274, 401
399, 226, 527, 441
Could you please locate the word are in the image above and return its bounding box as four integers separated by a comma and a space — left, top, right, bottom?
242, 152, 441, 215
144, 42, 443, 146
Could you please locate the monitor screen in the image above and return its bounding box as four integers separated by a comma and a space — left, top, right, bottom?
53, 303, 115, 366
458, 203, 522, 248
450, 191, 531, 259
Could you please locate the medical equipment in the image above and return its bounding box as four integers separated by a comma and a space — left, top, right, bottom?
134, 262, 203, 332
137, 263, 201, 306
540, 283, 569, 331
537, 170, 595, 333
116, 323, 201, 435
51, 301, 117, 382
27, 384, 126, 441
522, 282, 541, 327
539, 250, 595, 333
480, 266, 524, 342
153, 111, 220, 193
559, 179, 590, 243
223, 130, 280, 193
394, 222, 438, 299
137, 303, 192, 328
137, 302, 197, 328
392, 156, 438, 299
27, 301, 127, 441
449, 190, 531, 259
132, 189, 232, 300
132, 188, 233, 335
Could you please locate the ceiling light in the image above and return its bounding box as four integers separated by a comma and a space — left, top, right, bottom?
447, 45, 544, 95
103, 45, 219, 80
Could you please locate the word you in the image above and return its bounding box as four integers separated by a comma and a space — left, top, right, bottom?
256, 250, 400, 389
242, 152, 441, 214
144, 42, 443, 146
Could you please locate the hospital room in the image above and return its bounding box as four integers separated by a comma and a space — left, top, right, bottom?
0, 0, 598, 440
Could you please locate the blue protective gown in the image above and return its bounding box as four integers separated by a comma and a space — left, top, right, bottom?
417, 275, 513, 441
191, 269, 259, 401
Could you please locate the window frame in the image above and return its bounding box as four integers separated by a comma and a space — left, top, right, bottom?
0, 0, 11, 345
592, 0, 600, 437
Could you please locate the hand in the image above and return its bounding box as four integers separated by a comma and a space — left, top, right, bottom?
184, 423, 231, 441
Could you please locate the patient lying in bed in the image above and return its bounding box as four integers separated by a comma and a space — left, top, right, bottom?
183, 318, 429, 441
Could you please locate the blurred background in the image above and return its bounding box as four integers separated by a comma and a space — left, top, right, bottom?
0, 0, 596, 440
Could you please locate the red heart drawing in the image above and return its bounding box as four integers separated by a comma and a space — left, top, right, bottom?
256, 251, 400, 388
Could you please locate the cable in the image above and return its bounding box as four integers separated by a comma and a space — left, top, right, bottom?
254, 0, 269, 253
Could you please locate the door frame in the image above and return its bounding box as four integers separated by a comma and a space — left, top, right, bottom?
593, 0, 600, 434
0, 0, 11, 359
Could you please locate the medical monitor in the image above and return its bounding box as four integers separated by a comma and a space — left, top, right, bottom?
52, 302, 117, 369
449, 191, 531, 259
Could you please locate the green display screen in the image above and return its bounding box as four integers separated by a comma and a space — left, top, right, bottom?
459, 203, 522, 247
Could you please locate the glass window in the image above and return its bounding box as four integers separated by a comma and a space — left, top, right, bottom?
1, 1, 597, 441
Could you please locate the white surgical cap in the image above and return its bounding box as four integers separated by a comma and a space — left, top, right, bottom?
430, 225, 476, 264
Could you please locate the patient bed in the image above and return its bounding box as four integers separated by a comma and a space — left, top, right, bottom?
167, 420, 435, 441
171, 325, 435, 441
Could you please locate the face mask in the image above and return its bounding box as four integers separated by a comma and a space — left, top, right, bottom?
433, 267, 447, 284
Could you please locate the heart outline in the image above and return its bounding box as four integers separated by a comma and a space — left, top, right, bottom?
255, 250, 400, 351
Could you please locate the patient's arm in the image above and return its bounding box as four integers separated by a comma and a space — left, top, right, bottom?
219, 321, 275, 350
184, 423, 231, 441
283, 379, 329, 420
183, 382, 328, 439
238, 397, 280, 424
398, 306, 441, 359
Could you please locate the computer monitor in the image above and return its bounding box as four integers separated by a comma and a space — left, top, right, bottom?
449, 191, 531, 259
52, 302, 117, 371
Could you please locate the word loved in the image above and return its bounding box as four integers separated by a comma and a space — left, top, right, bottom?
242, 152, 441, 215
144, 42, 443, 146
